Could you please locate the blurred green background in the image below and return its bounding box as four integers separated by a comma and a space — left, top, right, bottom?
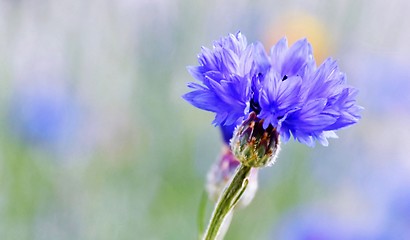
0, 0, 409, 239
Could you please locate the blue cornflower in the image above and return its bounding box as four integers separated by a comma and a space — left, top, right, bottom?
183, 32, 361, 147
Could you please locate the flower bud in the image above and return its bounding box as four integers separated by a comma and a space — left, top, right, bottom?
206, 145, 258, 209
230, 112, 280, 168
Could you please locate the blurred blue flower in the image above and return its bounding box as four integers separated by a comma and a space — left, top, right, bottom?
273, 207, 377, 240
379, 185, 410, 239
276, 214, 346, 240
8, 87, 79, 152
183, 32, 361, 146
389, 189, 410, 225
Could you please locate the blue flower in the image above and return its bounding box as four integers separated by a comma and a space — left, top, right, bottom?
273, 208, 373, 240
183, 32, 361, 147
8, 87, 79, 152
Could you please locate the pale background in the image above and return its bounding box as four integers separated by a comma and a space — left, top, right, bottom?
0, 0, 409, 239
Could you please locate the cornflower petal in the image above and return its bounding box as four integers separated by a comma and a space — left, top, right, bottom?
281, 38, 312, 77
270, 37, 288, 74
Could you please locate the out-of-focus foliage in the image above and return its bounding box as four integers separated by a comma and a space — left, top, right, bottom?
0, 0, 409, 239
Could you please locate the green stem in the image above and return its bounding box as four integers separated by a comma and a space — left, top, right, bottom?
202, 164, 251, 240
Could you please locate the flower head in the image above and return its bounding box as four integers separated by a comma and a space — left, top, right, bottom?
183, 32, 361, 147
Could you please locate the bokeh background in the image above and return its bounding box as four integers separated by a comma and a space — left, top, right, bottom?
0, 0, 409, 239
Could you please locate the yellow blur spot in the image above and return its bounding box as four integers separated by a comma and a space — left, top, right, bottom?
264, 11, 332, 63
